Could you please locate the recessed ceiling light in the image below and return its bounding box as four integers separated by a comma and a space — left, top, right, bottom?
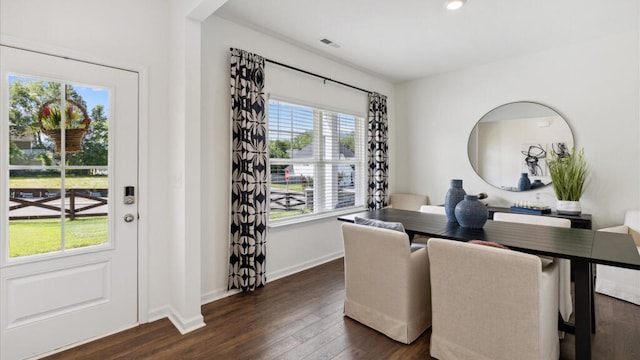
445, 0, 466, 11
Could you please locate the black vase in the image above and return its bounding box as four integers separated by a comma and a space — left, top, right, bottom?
455, 195, 488, 229
530, 179, 544, 189
444, 179, 466, 223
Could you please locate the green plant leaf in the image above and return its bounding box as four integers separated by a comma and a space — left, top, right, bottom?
547, 147, 588, 201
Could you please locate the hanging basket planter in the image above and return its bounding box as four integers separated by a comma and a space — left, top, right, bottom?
38, 98, 92, 154
42, 128, 88, 153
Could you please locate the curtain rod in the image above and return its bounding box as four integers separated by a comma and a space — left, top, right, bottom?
230, 48, 373, 95
266, 58, 373, 95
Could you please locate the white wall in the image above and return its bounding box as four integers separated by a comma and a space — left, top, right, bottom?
0, 0, 186, 325
200, 16, 396, 301
396, 31, 640, 228
165, 0, 207, 332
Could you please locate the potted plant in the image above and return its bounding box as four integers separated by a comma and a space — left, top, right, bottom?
547, 147, 588, 215
38, 98, 92, 153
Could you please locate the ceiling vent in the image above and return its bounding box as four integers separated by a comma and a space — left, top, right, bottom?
320, 38, 340, 48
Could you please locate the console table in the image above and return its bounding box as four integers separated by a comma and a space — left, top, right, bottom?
487, 206, 592, 229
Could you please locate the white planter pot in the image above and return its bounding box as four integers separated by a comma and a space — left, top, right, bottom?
556, 200, 581, 215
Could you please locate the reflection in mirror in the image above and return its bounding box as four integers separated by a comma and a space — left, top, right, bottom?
468, 102, 574, 192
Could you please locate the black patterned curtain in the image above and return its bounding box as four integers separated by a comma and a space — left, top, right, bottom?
228, 48, 267, 291
367, 93, 389, 210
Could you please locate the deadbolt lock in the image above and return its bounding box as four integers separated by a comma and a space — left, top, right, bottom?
124, 186, 135, 205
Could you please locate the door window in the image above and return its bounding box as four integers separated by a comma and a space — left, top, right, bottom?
7, 76, 110, 259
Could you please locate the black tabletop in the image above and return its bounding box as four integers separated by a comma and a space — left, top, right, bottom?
592, 231, 640, 269
338, 208, 640, 270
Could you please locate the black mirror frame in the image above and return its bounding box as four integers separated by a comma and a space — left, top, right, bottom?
467, 101, 575, 192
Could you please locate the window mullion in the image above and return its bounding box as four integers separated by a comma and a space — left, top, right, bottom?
314, 109, 324, 213
355, 113, 366, 207
326, 111, 339, 212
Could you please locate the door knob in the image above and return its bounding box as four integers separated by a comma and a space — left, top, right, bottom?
124, 214, 135, 223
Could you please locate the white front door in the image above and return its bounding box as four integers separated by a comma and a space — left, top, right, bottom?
0, 46, 139, 359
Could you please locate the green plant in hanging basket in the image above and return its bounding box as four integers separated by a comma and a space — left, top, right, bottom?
38, 98, 92, 153
38, 98, 92, 130
547, 147, 588, 201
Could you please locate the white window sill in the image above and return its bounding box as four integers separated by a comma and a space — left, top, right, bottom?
268, 206, 367, 229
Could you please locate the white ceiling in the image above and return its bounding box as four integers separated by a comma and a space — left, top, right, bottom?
214, 0, 637, 83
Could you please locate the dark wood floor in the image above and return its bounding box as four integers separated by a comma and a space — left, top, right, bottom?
45, 258, 640, 359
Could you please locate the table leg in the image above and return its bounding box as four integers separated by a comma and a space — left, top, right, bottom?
574, 260, 592, 360
590, 263, 596, 334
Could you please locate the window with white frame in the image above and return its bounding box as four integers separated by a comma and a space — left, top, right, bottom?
268, 98, 366, 222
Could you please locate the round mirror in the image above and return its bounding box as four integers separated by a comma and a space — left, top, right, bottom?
468, 101, 574, 191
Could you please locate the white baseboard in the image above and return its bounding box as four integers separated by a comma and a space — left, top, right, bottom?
167, 308, 206, 334
201, 287, 242, 305
200, 251, 344, 306
147, 305, 170, 323
268, 251, 344, 282
147, 305, 206, 334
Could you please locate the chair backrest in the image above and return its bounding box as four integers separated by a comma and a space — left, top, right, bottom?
493, 212, 571, 228
428, 238, 556, 359
494, 211, 573, 325
341, 222, 414, 308
624, 210, 640, 231
624, 210, 640, 246
419, 205, 446, 215
341, 222, 411, 261
388, 193, 429, 211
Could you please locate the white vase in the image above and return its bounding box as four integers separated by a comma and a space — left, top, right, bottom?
556, 200, 581, 215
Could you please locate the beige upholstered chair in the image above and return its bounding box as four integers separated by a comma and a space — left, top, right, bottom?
419, 205, 446, 215
428, 238, 560, 360
341, 222, 432, 344
596, 210, 640, 305
492, 212, 573, 322
388, 193, 429, 211
493, 212, 572, 228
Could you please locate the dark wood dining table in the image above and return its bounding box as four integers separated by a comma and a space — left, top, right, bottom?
338, 208, 640, 360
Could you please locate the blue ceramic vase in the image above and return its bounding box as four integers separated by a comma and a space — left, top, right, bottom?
444, 179, 466, 223
455, 195, 488, 229
517, 173, 531, 191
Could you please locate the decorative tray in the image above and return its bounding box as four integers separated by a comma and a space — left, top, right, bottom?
510, 206, 552, 215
